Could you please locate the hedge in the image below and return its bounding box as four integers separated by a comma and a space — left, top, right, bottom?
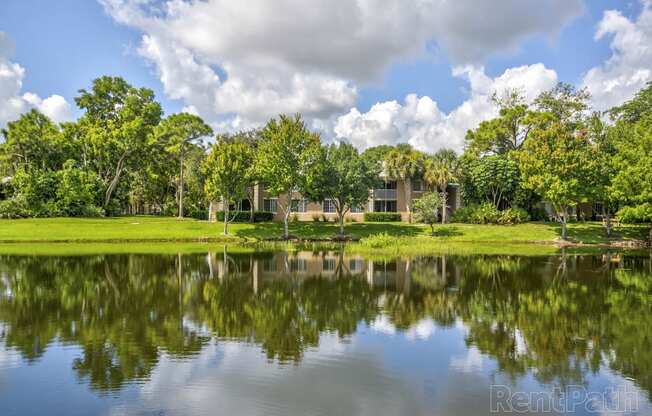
364, 212, 402, 222
215, 211, 275, 222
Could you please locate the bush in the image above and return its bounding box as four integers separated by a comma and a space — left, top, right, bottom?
360, 232, 396, 248
215, 210, 275, 222
498, 207, 530, 225
0, 197, 32, 219
617, 204, 652, 223
364, 212, 402, 222
451, 203, 528, 225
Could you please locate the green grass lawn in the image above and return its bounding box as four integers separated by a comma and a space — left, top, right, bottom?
0, 216, 648, 245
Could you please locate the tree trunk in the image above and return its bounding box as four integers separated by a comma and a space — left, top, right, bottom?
605, 212, 612, 238
178, 152, 184, 219
649, 225, 652, 247
560, 212, 568, 240
441, 189, 447, 224
339, 211, 345, 237
283, 208, 290, 239
103, 153, 128, 209
223, 195, 229, 235
404, 180, 412, 223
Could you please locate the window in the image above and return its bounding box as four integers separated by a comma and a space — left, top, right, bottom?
350, 205, 365, 213
263, 198, 278, 212
323, 258, 337, 271
412, 179, 424, 191
349, 259, 364, 272
262, 258, 277, 272
289, 258, 307, 272
323, 199, 337, 213
291, 199, 307, 213
374, 200, 397, 212
383, 181, 397, 190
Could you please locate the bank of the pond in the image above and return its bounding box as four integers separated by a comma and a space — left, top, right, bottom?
0, 216, 649, 255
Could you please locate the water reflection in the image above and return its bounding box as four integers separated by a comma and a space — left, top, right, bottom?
0, 249, 650, 407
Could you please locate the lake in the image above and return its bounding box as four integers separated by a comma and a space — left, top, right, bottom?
0, 248, 651, 415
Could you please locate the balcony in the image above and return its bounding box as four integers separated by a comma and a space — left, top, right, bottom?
372, 188, 397, 199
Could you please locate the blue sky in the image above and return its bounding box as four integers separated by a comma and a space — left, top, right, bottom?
1, 0, 651, 152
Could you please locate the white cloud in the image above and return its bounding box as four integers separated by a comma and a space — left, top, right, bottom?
583, 1, 652, 110
334, 64, 558, 153
0, 32, 72, 128
100, 0, 580, 128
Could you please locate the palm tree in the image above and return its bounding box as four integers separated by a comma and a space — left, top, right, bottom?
384, 144, 424, 222
424, 149, 459, 224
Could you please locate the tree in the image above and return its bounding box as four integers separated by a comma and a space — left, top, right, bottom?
424, 149, 459, 224
216, 129, 262, 222
384, 144, 424, 222
203, 140, 254, 235
0, 109, 66, 174
413, 192, 443, 235
608, 83, 652, 242
254, 114, 322, 239
75, 76, 162, 212
154, 113, 213, 219
309, 142, 375, 237
517, 119, 598, 239
464, 89, 533, 157
468, 155, 520, 209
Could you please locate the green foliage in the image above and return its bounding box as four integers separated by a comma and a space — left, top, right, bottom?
55, 161, 104, 217
309, 142, 376, 234
0, 109, 67, 174
451, 203, 529, 225
0, 196, 31, 219
464, 89, 532, 156
254, 114, 322, 237
75, 76, 163, 209
413, 192, 443, 233
363, 212, 402, 222
617, 204, 652, 224
467, 155, 520, 208
360, 232, 396, 248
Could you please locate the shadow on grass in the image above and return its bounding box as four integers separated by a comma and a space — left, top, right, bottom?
233, 221, 422, 240
431, 226, 463, 237
551, 221, 649, 244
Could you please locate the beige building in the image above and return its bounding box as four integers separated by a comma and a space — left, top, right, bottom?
210, 176, 462, 223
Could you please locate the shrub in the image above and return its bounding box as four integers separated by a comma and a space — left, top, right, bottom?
450, 205, 476, 223
498, 207, 530, 225
451, 203, 528, 225
312, 214, 321, 222
360, 232, 396, 248
215, 210, 275, 222
617, 204, 652, 223
0, 197, 32, 219
364, 212, 402, 222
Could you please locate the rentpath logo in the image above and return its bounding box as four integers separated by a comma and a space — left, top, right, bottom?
490, 385, 639, 413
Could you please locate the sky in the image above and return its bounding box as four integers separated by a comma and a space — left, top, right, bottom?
1, 0, 651, 152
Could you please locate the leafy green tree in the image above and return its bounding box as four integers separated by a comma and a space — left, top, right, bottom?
608, 83, 652, 241
203, 140, 254, 235
310, 142, 375, 236
75, 76, 162, 212
384, 144, 424, 222
413, 192, 443, 234
154, 113, 213, 219
464, 89, 533, 157
468, 155, 520, 208
55, 160, 103, 216
361, 145, 393, 176
517, 118, 598, 239
254, 114, 322, 239
423, 149, 459, 224
0, 109, 66, 173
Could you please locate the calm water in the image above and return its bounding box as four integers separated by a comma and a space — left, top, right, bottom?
0, 248, 651, 415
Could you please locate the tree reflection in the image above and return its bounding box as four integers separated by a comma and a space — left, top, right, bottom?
0, 250, 650, 396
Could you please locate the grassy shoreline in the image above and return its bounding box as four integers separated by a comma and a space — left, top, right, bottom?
0, 216, 649, 255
